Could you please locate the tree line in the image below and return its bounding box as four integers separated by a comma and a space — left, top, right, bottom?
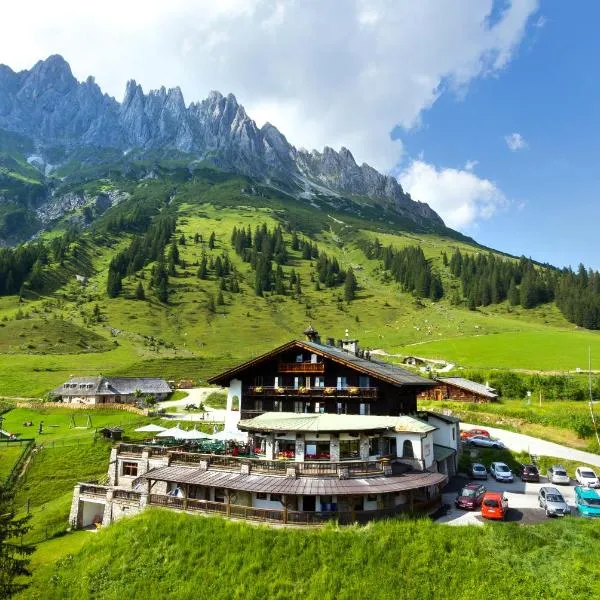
362, 239, 442, 301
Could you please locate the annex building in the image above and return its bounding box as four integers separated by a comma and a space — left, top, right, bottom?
69, 328, 459, 528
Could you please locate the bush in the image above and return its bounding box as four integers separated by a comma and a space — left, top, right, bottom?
204, 391, 227, 409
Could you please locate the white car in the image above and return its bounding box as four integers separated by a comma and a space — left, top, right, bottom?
575, 467, 600, 488
489, 462, 514, 482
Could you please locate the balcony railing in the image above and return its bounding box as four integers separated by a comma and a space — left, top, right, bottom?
278, 361, 325, 373
146, 494, 440, 524
246, 386, 378, 398
80, 484, 108, 498
113, 489, 142, 501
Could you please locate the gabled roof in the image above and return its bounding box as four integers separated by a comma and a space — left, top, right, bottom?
436, 377, 498, 399
237, 412, 436, 434
208, 339, 435, 388
54, 376, 171, 396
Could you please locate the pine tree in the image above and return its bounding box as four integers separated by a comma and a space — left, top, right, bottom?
194, 232, 200, 244
344, 268, 358, 301
508, 278, 519, 306
198, 255, 208, 280
106, 269, 122, 298
207, 293, 216, 312
135, 282, 146, 300
217, 290, 224, 305
208, 232, 216, 250
0, 484, 34, 597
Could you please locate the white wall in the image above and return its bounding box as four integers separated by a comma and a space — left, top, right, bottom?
252, 493, 284, 510
426, 414, 459, 451
225, 379, 242, 431
422, 432, 435, 469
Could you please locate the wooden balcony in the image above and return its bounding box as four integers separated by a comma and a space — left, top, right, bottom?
278, 361, 325, 373
246, 386, 378, 399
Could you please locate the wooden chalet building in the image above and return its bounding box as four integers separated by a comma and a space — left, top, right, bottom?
419, 377, 498, 403
69, 329, 460, 528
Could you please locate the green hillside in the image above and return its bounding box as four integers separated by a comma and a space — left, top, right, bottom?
0, 162, 599, 397
21, 509, 600, 599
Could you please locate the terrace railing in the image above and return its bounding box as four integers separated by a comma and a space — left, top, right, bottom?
113, 489, 142, 501
278, 361, 325, 373
80, 484, 108, 498
146, 494, 439, 525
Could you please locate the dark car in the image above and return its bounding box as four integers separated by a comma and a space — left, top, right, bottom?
455, 483, 486, 510
518, 463, 540, 482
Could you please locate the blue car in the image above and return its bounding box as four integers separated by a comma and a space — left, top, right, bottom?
574, 486, 600, 517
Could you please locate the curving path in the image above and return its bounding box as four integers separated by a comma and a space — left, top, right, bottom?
461, 423, 600, 467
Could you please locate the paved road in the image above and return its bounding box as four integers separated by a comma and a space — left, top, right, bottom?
157, 388, 226, 423
461, 423, 600, 468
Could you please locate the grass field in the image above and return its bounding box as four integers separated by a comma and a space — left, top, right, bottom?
19, 509, 600, 600
0, 442, 27, 481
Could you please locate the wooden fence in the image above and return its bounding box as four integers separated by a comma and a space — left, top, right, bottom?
3, 438, 35, 489
14, 401, 147, 415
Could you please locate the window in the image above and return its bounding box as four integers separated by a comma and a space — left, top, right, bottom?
340, 439, 359, 459
294, 401, 303, 413
336, 402, 346, 415
254, 399, 263, 411
270, 494, 282, 503
214, 488, 226, 503
452, 428, 455, 441
122, 462, 138, 477
294, 376, 304, 389
273, 400, 283, 412
314, 376, 325, 388
359, 403, 370, 415
296, 354, 303, 363
369, 437, 379, 456
402, 440, 414, 458
274, 376, 280, 388
314, 402, 320, 413
367, 494, 377, 502
359, 376, 370, 388
256, 492, 267, 500
310, 353, 318, 364
337, 376, 347, 390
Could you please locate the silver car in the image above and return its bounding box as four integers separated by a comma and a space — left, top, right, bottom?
538, 486, 569, 517
547, 465, 570, 485
466, 436, 505, 449
470, 462, 488, 480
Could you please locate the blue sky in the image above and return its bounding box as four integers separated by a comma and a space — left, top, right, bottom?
399, 3, 600, 269
1, 1, 595, 269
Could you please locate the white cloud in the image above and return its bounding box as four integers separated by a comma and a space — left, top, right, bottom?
505, 132, 528, 151
399, 160, 509, 229
0, 1, 538, 171
464, 159, 479, 171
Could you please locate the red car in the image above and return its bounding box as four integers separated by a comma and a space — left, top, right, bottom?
481, 492, 508, 520
455, 483, 486, 510
460, 428, 490, 440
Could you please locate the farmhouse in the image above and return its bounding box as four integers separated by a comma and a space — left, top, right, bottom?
69, 328, 459, 528
419, 377, 498, 403
54, 376, 171, 405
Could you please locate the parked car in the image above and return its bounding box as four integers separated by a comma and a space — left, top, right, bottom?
470, 462, 488, 480
575, 486, 600, 518
466, 436, 505, 449
538, 486, 569, 517
455, 483, 486, 510
518, 463, 540, 482
460, 428, 490, 440
481, 492, 508, 520
575, 467, 600, 488
547, 465, 570, 486
489, 462, 514, 482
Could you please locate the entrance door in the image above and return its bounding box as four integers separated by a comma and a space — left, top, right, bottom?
303, 496, 316, 512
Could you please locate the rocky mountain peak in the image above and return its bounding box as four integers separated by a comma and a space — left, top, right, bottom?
0, 56, 445, 229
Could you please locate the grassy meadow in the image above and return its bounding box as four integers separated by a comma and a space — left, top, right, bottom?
18, 509, 600, 600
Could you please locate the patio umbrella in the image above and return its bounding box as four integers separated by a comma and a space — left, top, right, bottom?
181, 428, 212, 440
156, 426, 187, 439
211, 429, 248, 442
135, 424, 168, 433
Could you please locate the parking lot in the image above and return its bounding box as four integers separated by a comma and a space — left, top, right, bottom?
437, 473, 580, 526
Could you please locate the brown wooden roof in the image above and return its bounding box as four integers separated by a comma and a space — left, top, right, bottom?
142, 465, 446, 495
208, 339, 435, 389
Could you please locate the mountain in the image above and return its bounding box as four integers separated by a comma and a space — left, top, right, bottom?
0, 55, 443, 229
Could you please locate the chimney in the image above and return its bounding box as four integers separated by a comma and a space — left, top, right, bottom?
303, 324, 319, 343
341, 329, 359, 355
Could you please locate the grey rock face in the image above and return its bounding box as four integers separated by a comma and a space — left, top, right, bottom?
0, 55, 444, 228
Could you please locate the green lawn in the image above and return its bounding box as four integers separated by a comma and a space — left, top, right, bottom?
19, 509, 600, 600
407, 329, 600, 370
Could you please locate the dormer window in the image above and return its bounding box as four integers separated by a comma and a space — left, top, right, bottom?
296, 354, 303, 363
